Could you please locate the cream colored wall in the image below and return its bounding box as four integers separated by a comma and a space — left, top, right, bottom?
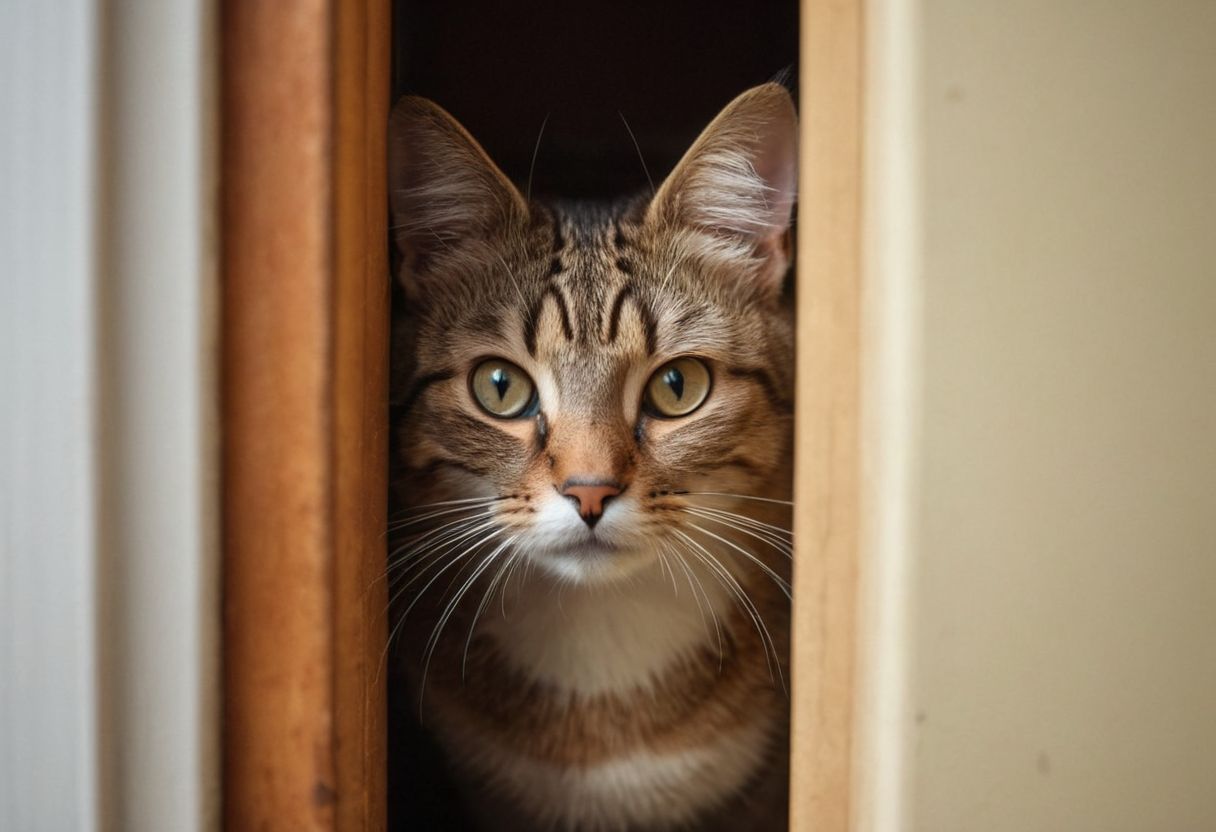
861, 2, 1216, 830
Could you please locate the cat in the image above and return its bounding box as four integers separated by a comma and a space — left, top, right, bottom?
388, 83, 797, 832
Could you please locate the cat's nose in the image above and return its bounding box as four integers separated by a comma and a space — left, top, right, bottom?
560, 480, 622, 528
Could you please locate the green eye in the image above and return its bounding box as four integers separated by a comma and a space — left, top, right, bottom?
643, 357, 711, 418
470, 359, 537, 418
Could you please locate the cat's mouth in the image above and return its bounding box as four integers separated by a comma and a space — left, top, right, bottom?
531, 535, 622, 559
528, 536, 656, 585
563, 538, 621, 557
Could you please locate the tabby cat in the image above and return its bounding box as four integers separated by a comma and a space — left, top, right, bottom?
388, 83, 797, 832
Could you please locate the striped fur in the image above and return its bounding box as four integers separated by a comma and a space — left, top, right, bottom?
389, 84, 797, 831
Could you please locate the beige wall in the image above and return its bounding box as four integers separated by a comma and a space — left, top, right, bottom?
863, 2, 1216, 829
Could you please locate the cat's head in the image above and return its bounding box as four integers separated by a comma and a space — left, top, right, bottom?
389, 84, 796, 585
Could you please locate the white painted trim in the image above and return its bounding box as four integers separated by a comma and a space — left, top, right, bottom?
97, 1, 219, 829
0, 1, 219, 829
854, 0, 923, 830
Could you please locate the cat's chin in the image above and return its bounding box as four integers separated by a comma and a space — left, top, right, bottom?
528, 541, 657, 586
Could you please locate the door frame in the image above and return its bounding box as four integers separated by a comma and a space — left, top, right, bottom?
219, 1, 861, 828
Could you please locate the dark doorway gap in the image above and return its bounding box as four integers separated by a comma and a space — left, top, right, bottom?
388, 3, 798, 828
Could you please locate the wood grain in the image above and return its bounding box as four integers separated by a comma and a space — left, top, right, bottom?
222, 1, 389, 829
790, 0, 863, 829
333, 0, 390, 829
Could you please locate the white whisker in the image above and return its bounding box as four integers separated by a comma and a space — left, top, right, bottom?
684, 521, 792, 599
663, 540, 723, 671
401, 527, 505, 620
681, 491, 793, 507
463, 548, 520, 679
377, 525, 503, 684
388, 509, 499, 568
388, 500, 499, 531
419, 535, 517, 716
686, 504, 793, 539
684, 508, 793, 560
673, 530, 786, 693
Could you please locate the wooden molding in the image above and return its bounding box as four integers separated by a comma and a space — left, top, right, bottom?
219, 0, 854, 826
222, 1, 389, 829
333, 0, 391, 829
790, 0, 863, 829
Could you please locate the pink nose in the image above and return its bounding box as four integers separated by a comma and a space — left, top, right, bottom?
560, 481, 622, 527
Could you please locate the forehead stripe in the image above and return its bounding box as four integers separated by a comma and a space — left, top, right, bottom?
612, 219, 629, 250
524, 285, 576, 356
605, 284, 633, 344
603, 283, 658, 355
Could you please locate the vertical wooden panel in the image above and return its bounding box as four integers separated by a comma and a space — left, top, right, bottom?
334, 0, 390, 830
222, 1, 335, 829
223, 0, 388, 829
790, 0, 863, 829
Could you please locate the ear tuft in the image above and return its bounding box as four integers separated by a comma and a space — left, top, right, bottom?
647, 83, 798, 281
388, 97, 526, 264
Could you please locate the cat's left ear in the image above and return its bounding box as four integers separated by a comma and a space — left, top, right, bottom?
646, 83, 798, 291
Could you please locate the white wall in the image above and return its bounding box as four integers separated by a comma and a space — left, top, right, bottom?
0, 1, 218, 829
861, 2, 1216, 830
1, 3, 103, 829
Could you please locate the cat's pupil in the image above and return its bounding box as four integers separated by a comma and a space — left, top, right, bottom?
491, 368, 510, 400
664, 367, 685, 400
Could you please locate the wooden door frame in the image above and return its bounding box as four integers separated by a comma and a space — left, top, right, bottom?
219, 0, 861, 829
221, 1, 389, 829
792, 1, 863, 829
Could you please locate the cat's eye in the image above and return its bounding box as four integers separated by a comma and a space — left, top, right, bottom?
469, 359, 537, 418
643, 357, 712, 418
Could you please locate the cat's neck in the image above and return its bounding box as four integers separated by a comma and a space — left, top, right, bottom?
479, 553, 737, 696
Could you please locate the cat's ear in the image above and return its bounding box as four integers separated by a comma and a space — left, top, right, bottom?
389, 96, 526, 273
646, 83, 798, 289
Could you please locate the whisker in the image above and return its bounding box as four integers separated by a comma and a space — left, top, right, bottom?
686, 504, 793, 538
398, 524, 503, 616
388, 500, 499, 532
419, 535, 517, 716
681, 491, 794, 507
364, 513, 497, 603
673, 530, 786, 693
618, 110, 656, 195
663, 540, 723, 671
376, 525, 503, 683
684, 521, 792, 599
654, 543, 679, 597
389, 508, 498, 560
500, 549, 527, 619
381, 514, 500, 593
673, 532, 763, 679
385, 524, 502, 633
391, 495, 505, 514
525, 112, 551, 202
387, 510, 498, 568
492, 251, 531, 314
463, 548, 520, 679
684, 508, 793, 560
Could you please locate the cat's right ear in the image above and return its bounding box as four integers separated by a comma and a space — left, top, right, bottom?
388, 97, 526, 283
645, 83, 798, 293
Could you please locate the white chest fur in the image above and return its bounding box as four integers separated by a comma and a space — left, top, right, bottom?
482, 556, 734, 695
432, 556, 777, 830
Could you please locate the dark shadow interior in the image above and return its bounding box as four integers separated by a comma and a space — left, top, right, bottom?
388, 2, 799, 827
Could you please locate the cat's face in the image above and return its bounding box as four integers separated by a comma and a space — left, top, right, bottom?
390, 84, 797, 585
